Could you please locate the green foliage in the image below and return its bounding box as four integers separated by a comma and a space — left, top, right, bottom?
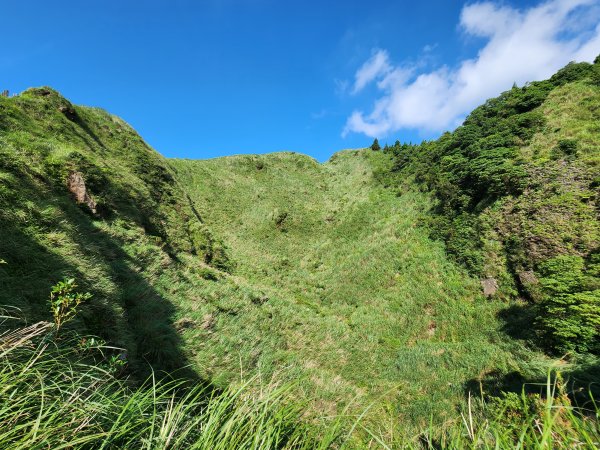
485, 390, 545, 442
538, 256, 585, 296
445, 373, 600, 449
385, 61, 600, 352
539, 290, 600, 354
382, 81, 553, 280
552, 138, 579, 159
49, 278, 91, 330
387, 61, 599, 290
0, 321, 341, 449
536, 256, 600, 354
549, 61, 595, 86
490, 390, 541, 422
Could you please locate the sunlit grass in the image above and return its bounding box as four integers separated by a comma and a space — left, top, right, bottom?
170, 150, 544, 433
0, 319, 598, 448
0, 319, 344, 449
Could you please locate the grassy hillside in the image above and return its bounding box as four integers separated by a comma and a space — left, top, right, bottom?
383, 59, 600, 358
0, 87, 229, 374
0, 59, 598, 447
171, 150, 541, 431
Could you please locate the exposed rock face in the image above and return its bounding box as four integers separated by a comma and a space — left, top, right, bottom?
67, 172, 97, 214
58, 104, 77, 121
200, 313, 216, 331
517, 270, 542, 301
174, 317, 197, 331
481, 277, 499, 297
518, 270, 539, 286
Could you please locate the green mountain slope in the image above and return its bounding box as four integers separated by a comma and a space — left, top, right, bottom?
0, 59, 598, 446
0, 87, 228, 374
171, 150, 537, 426
384, 59, 600, 356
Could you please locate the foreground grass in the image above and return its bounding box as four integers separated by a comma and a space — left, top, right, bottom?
0, 319, 343, 449
0, 319, 598, 448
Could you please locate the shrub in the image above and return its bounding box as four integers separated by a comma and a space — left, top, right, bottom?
512, 82, 552, 113
552, 139, 578, 159
549, 61, 594, 86
536, 256, 600, 353
49, 278, 91, 330
538, 256, 584, 296
538, 290, 600, 353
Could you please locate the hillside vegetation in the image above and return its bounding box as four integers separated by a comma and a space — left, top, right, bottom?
171, 151, 537, 428
0, 87, 229, 375
0, 59, 598, 447
383, 59, 600, 357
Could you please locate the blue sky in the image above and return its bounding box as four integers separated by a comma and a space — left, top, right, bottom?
2, 1, 599, 161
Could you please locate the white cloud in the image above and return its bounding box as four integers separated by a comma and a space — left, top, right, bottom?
575, 22, 600, 60
343, 0, 600, 138
352, 49, 392, 93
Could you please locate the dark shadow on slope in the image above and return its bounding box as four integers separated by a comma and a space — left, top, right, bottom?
464, 299, 600, 405
463, 370, 543, 399
564, 360, 600, 408
463, 362, 600, 409
497, 303, 538, 343
0, 170, 200, 383
58, 112, 108, 154
71, 109, 107, 151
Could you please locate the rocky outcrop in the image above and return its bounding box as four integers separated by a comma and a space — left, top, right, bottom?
59, 104, 77, 121
481, 277, 499, 297
67, 172, 97, 214
517, 270, 542, 301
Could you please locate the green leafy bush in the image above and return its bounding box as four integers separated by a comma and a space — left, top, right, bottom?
536, 256, 600, 353
552, 139, 579, 159
49, 278, 91, 330
539, 290, 600, 353
538, 256, 585, 296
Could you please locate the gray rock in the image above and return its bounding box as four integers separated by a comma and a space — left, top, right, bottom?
67, 172, 97, 214
518, 270, 539, 286
481, 278, 499, 297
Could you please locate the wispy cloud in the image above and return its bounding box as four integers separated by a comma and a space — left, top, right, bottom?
343, 0, 600, 138
352, 49, 392, 93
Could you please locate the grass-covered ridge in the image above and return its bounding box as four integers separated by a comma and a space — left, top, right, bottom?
0, 87, 229, 375
0, 59, 598, 447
